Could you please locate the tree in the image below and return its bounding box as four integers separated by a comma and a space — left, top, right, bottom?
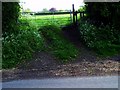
64, 9, 69, 12
49, 7, 57, 12
78, 6, 86, 12
58, 9, 64, 12
85, 2, 120, 27
23, 8, 31, 12
84, 2, 120, 44
2, 2, 20, 37
42, 8, 49, 13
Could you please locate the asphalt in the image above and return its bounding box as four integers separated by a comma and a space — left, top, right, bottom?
2, 76, 119, 88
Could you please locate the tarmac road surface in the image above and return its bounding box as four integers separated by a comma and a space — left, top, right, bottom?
2, 76, 119, 88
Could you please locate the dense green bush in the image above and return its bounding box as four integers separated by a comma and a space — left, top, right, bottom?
85, 3, 120, 26
2, 20, 45, 69
85, 3, 120, 41
2, 3, 46, 68
2, 2, 20, 37
39, 24, 78, 62
80, 2, 120, 56
79, 19, 120, 56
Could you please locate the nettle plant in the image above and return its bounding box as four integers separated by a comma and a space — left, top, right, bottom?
2, 27, 45, 69
79, 19, 120, 55
79, 20, 97, 48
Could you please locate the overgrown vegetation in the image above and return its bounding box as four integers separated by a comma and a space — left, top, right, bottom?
2, 3, 46, 69
79, 18, 120, 56
85, 2, 120, 28
78, 3, 120, 56
39, 24, 78, 63
3, 20, 78, 68
3, 2, 119, 69
2, 2, 78, 68
2, 20, 45, 68
2, 2, 20, 37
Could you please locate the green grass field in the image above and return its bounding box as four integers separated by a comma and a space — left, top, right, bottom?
19, 14, 80, 28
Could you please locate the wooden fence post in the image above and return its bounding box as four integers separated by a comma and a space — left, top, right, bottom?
83, 12, 84, 17
70, 10, 72, 22
72, 4, 75, 25
75, 11, 77, 25
80, 12, 85, 18
80, 12, 82, 18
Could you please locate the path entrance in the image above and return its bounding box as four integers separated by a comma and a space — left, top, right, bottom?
2, 24, 119, 82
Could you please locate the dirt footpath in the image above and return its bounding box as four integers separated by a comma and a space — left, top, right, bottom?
2, 28, 120, 82
2, 50, 119, 82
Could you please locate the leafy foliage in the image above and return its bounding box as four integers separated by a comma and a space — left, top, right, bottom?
80, 2, 120, 56
79, 19, 120, 56
85, 2, 120, 30
3, 18, 78, 68
2, 20, 45, 69
2, 2, 20, 37
2, 3, 78, 69
78, 6, 86, 12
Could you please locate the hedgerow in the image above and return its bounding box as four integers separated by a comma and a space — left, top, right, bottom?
2, 19, 45, 69
79, 19, 120, 56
